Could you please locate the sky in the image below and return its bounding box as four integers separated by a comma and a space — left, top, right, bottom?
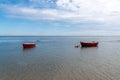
0, 0, 120, 36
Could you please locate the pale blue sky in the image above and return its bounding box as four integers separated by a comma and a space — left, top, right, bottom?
0, 0, 120, 36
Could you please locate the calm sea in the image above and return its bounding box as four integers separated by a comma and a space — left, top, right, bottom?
1, 36, 120, 80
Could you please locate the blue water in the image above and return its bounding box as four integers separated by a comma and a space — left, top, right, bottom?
1, 36, 120, 80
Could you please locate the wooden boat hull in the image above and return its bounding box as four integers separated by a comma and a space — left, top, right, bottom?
80, 42, 98, 47
23, 43, 36, 48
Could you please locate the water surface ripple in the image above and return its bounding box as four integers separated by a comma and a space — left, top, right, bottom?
0, 36, 120, 80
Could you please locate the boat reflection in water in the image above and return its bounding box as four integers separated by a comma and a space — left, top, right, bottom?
80, 41, 98, 47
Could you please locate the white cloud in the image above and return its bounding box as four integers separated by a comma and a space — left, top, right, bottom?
57, 0, 120, 22
0, 5, 104, 24
0, 0, 120, 24
6, 6, 77, 21
57, 0, 120, 14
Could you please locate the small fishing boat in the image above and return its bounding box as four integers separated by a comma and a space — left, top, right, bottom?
23, 43, 36, 48
80, 41, 98, 47
75, 45, 80, 48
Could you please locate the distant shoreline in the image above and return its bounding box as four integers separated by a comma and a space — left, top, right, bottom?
1, 35, 120, 37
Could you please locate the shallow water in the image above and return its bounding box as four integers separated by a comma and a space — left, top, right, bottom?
1, 36, 120, 80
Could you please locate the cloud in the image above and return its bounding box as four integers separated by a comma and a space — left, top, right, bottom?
68, 30, 120, 36
57, 0, 120, 14
29, 0, 57, 8
0, 5, 104, 24
0, 0, 120, 25
4, 5, 78, 21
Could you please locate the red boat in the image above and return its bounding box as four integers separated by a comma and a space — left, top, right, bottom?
23, 43, 36, 48
80, 41, 98, 47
